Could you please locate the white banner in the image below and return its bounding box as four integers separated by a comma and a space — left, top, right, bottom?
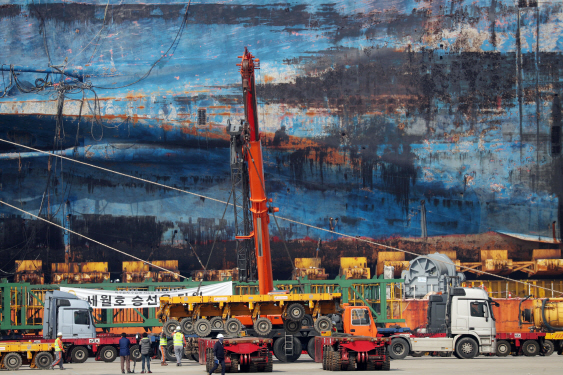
60, 282, 232, 309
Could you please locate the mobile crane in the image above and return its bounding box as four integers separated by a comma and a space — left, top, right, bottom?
157, 48, 343, 372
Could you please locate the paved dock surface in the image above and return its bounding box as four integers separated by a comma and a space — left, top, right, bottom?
10, 356, 562, 374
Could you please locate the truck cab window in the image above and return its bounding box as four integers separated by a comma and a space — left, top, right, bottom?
470, 302, 486, 318
74, 310, 90, 325
351, 309, 370, 326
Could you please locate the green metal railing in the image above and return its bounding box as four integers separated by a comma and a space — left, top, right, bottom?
0, 276, 404, 333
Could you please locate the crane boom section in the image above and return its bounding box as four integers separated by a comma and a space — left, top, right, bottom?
238, 48, 274, 294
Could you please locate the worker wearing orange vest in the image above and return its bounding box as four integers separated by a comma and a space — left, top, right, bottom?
51, 332, 66, 370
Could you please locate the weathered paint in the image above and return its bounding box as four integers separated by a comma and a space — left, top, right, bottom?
0, 1, 562, 280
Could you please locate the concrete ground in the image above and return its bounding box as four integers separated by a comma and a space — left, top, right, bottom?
9, 355, 562, 374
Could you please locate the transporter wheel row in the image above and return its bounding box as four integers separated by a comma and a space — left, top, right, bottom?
496, 339, 554, 357
205, 348, 272, 373
163, 303, 335, 336
1, 351, 54, 370
322, 345, 389, 371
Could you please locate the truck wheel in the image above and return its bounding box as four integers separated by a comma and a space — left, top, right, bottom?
273, 336, 302, 362
542, 340, 555, 356
254, 317, 273, 336
35, 351, 53, 370
230, 356, 239, 373
180, 317, 195, 334
410, 351, 424, 358
195, 319, 212, 337
130, 345, 141, 362
265, 350, 273, 372
496, 340, 511, 357
347, 354, 356, 371
3, 352, 22, 370
382, 351, 391, 371
165, 342, 176, 362
163, 319, 180, 336
301, 314, 314, 328
314, 316, 333, 333
522, 340, 540, 357
307, 338, 316, 360
283, 319, 301, 334
100, 345, 118, 362
287, 303, 305, 321
210, 317, 224, 331
330, 350, 341, 371
70, 346, 89, 363
225, 318, 242, 336
455, 337, 478, 359
389, 338, 409, 360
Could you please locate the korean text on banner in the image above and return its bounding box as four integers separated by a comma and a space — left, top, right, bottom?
60, 282, 232, 309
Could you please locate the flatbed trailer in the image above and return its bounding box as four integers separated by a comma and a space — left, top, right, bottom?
1, 334, 141, 363
0, 341, 55, 370
388, 331, 550, 358
199, 337, 273, 373
158, 293, 341, 338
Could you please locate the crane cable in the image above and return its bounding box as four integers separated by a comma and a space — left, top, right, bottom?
0, 138, 562, 295
0, 199, 188, 280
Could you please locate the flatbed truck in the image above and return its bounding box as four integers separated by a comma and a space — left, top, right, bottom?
0, 291, 141, 363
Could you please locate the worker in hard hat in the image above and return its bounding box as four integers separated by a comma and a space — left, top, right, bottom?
51, 332, 66, 370
159, 332, 168, 366
208, 334, 225, 375
173, 327, 186, 366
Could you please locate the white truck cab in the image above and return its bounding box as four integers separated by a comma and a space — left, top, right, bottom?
391, 287, 497, 359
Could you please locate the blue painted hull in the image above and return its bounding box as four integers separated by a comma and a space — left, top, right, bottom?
0, 1, 561, 279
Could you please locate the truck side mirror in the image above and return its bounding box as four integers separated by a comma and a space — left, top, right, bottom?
484, 307, 489, 322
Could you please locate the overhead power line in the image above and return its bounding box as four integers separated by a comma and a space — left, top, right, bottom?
0, 138, 561, 294
0, 200, 186, 280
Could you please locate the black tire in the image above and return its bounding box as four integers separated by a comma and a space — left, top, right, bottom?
163, 319, 180, 336
410, 351, 424, 357
264, 351, 273, 372
3, 352, 22, 370
314, 316, 333, 333
287, 303, 306, 321
455, 337, 478, 359
347, 354, 356, 371
522, 340, 540, 357
307, 338, 316, 360
301, 314, 314, 327
230, 356, 239, 373
70, 345, 88, 363
254, 317, 273, 336
496, 340, 511, 357
382, 350, 391, 371
165, 342, 176, 362
272, 336, 302, 363
195, 319, 212, 337
542, 340, 555, 356
181, 317, 195, 334
210, 317, 224, 330
330, 350, 341, 371
284, 319, 301, 334
35, 351, 53, 370
130, 344, 141, 362
389, 338, 409, 360
225, 318, 242, 336
100, 345, 118, 362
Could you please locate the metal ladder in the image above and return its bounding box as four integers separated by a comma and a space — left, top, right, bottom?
284, 333, 293, 358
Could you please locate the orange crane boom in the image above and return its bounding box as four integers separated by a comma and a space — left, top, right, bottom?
235, 48, 276, 294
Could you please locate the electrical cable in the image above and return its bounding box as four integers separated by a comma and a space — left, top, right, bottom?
1, 139, 562, 294
93, 0, 192, 90
0, 199, 186, 280
0, 138, 227, 205
195, 189, 233, 295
